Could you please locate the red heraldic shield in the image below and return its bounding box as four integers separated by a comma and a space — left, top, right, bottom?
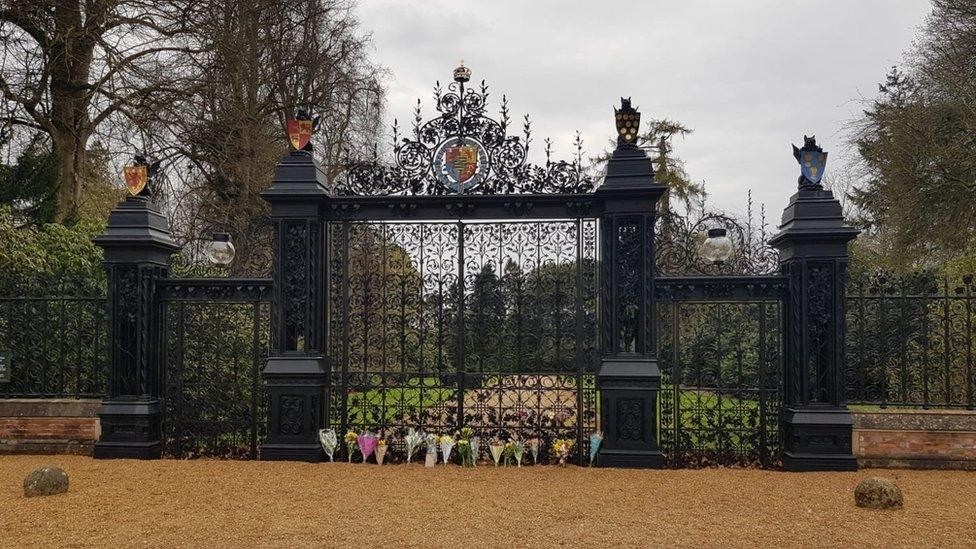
287, 119, 313, 150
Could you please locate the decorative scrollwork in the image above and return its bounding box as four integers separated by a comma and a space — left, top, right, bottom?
341, 69, 597, 196
617, 399, 644, 441
806, 263, 835, 405
279, 395, 304, 435
655, 200, 779, 276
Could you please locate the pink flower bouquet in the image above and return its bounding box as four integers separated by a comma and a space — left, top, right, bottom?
358, 431, 378, 463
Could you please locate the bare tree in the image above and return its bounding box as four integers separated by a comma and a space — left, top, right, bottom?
0, 0, 198, 222
149, 0, 383, 275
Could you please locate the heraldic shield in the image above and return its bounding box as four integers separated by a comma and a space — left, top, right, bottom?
793, 138, 828, 186
445, 143, 479, 184
286, 119, 313, 150
124, 165, 148, 196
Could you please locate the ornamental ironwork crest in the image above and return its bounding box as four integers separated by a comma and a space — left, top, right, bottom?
341, 64, 597, 196
433, 136, 487, 191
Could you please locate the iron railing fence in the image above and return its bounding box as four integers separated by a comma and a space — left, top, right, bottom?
0, 294, 108, 398
845, 274, 975, 409
2, 271, 975, 415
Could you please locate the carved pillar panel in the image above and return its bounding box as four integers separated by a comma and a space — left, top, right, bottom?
260, 151, 330, 462
93, 195, 180, 459
594, 103, 667, 468
276, 218, 326, 354
770, 137, 859, 471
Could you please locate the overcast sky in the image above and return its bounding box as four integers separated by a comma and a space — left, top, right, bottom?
358, 0, 931, 223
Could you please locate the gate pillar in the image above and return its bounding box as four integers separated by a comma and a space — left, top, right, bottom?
595, 100, 667, 468
260, 150, 329, 462
769, 137, 859, 471
93, 169, 181, 459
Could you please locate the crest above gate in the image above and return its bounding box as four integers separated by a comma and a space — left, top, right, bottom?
340, 64, 597, 196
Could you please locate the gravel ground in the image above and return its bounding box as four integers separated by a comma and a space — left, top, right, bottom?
1, 455, 974, 548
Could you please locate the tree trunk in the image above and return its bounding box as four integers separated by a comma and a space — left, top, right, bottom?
52, 136, 87, 223
48, 2, 96, 223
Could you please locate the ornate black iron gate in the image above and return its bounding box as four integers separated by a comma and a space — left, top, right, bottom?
329, 220, 599, 463
89, 65, 861, 471
159, 279, 271, 459
656, 277, 785, 468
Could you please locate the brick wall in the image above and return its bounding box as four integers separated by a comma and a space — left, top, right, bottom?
0, 399, 100, 455
853, 410, 976, 470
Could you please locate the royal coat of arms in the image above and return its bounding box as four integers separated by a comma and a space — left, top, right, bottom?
445, 144, 479, 183
433, 137, 488, 192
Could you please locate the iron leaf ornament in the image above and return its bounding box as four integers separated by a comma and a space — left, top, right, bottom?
792, 135, 827, 190
341, 64, 596, 196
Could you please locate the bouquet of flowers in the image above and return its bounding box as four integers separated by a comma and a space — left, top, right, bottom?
513, 438, 526, 467
470, 436, 480, 467
344, 431, 358, 462
424, 433, 439, 467
440, 435, 456, 464
456, 428, 476, 467
502, 440, 515, 467
318, 429, 338, 462
552, 438, 574, 467
376, 439, 388, 465
489, 437, 505, 467
358, 431, 378, 463
404, 428, 423, 464
589, 432, 604, 466
527, 438, 541, 465
458, 439, 473, 467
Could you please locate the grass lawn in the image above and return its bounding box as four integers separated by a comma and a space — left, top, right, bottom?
1, 455, 974, 547
344, 377, 765, 428
345, 376, 454, 425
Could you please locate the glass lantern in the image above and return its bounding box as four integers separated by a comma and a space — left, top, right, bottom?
700, 228, 733, 265
207, 233, 236, 266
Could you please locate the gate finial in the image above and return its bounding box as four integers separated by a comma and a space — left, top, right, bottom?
453, 61, 471, 83
614, 97, 640, 148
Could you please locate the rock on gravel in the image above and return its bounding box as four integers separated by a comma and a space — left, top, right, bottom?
854, 477, 903, 510
23, 466, 69, 498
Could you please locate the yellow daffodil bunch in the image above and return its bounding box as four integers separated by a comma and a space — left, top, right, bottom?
552, 438, 574, 466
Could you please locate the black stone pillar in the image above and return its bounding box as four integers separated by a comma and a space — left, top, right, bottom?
595, 110, 667, 468
769, 140, 860, 472
260, 151, 329, 461
93, 195, 180, 459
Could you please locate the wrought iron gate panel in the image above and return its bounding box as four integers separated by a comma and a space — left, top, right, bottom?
656, 278, 785, 468
160, 280, 271, 459
330, 219, 598, 463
